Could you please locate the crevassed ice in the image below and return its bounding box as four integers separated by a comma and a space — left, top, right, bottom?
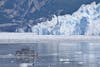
19, 2, 100, 35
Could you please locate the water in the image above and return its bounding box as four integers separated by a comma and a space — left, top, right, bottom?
0, 42, 100, 67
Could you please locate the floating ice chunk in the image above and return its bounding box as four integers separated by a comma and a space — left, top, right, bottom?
78, 62, 84, 64
19, 63, 33, 67
59, 58, 70, 62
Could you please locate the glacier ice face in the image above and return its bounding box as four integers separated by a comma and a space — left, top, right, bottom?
17, 2, 100, 35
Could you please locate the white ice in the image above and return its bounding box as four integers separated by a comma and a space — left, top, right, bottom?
30, 2, 100, 35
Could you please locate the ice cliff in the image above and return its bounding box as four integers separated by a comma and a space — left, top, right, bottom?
17, 2, 100, 35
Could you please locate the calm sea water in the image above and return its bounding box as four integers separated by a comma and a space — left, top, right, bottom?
0, 42, 100, 67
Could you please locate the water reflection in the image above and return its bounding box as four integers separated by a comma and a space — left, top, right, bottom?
0, 42, 100, 67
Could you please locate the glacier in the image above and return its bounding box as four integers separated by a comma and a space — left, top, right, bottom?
16, 2, 100, 35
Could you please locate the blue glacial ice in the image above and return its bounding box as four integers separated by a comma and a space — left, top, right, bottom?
17, 2, 100, 35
